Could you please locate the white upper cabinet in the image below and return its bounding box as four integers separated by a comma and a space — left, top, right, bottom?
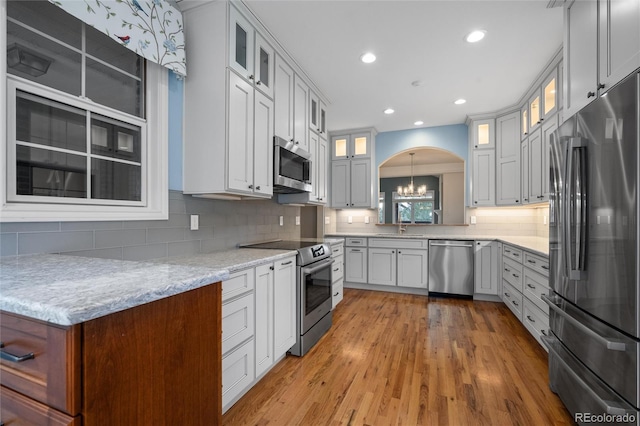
528, 90, 542, 132
227, 72, 255, 193
472, 150, 495, 206
254, 34, 275, 98
332, 132, 372, 160
229, 6, 255, 82
496, 112, 521, 205
293, 75, 310, 152
599, 0, 640, 92
541, 68, 559, 120
274, 55, 295, 142
309, 92, 328, 137
521, 104, 529, 140
471, 119, 495, 150
520, 136, 530, 204
564, 0, 640, 119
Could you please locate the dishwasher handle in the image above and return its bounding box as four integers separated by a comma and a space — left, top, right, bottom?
429, 241, 474, 248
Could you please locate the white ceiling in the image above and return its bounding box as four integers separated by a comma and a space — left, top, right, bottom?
243, 0, 564, 133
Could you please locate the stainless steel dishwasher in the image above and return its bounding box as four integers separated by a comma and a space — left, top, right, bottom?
428, 240, 474, 297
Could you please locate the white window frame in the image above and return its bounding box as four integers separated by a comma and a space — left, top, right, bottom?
0, 0, 168, 222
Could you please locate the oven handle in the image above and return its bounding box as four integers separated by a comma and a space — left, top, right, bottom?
301, 258, 335, 275
542, 294, 626, 351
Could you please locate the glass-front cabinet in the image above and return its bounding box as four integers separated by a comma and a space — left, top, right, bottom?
529, 90, 541, 131
542, 68, 558, 119
471, 119, 495, 149
331, 132, 370, 160
254, 33, 274, 98
521, 105, 529, 139
229, 6, 254, 81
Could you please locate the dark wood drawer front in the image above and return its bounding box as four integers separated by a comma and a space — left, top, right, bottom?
1, 385, 80, 426
0, 313, 81, 416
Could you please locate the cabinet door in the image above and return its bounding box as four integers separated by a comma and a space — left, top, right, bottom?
521, 105, 529, 140
227, 71, 254, 193
293, 75, 309, 152
345, 248, 367, 283
316, 137, 328, 203
331, 134, 349, 160
350, 133, 371, 159
350, 158, 371, 208
274, 257, 297, 358
474, 241, 499, 295
222, 293, 255, 355
368, 248, 396, 286
520, 138, 530, 204
497, 156, 520, 205
528, 90, 542, 132
564, 0, 598, 118
542, 68, 559, 119
397, 249, 428, 289
253, 90, 274, 197
308, 131, 320, 202
229, 6, 254, 81
472, 150, 495, 206
319, 101, 327, 137
309, 91, 320, 132
274, 55, 294, 142
528, 128, 543, 202
471, 119, 495, 149
599, 0, 640, 93
254, 33, 274, 99
541, 115, 558, 201
255, 264, 274, 377
331, 160, 350, 208
496, 112, 521, 206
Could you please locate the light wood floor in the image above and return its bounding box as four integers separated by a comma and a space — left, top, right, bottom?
222, 289, 573, 425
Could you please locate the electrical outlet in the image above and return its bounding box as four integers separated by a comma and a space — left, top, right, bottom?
325, 216, 330, 225
365, 216, 370, 224
543, 215, 547, 225
348, 216, 353, 224
279, 216, 284, 226
470, 215, 477, 225
190, 214, 199, 231
295, 216, 300, 225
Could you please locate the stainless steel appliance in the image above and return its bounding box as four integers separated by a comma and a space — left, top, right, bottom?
428, 240, 474, 297
242, 240, 333, 356
273, 136, 312, 194
545, 71, 640, 422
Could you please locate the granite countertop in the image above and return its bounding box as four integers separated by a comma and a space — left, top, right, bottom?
326, 233, 549, 256
0, 248, 302, 327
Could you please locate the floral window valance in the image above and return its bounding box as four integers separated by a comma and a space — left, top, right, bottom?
48, 0, 186, 76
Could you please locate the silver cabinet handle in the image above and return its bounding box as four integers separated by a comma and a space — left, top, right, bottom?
504, 292, 511, 298
0, 342, 34, 363
542, 294, 625, 351
281, 260, 293, 266
526, 315, 535, 322
511, 300, 519, 307
527, 284, 536, 289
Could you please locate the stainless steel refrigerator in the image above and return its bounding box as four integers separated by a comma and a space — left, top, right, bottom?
544, 70, 640, 422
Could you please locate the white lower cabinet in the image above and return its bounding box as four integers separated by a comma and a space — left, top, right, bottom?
222, 254, 296, 413
396, 249, 429, 288
474, 240, 499, 296
330, 241, 345, 308
368, 248, 397, 286
366, 239, 428, 288
345, 247, 368, 283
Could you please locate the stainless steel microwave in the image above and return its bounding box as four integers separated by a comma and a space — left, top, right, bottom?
273, 136, 312, 193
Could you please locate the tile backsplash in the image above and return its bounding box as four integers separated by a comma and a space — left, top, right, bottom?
330, 206, 550, 238
0, 191, 301, 259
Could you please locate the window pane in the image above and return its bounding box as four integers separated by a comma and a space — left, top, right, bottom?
16, 145, 87, 198
335, 138, 347, 157
86, 58, 143, 117
7, 0, 81, 49
91, 115, 141, 162
86, 27, 142, 77
91, 159, 141, 201
354, 137, 367, 155
16, 92, 86, 152
235, 23, 247, 69
398, 202, 412, 223
7, 21, 82, 95
477, 124, 490, 145
414, 202, 434, 224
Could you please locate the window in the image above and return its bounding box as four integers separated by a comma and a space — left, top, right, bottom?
1, 0, 168, 221
393, 191, 435, 224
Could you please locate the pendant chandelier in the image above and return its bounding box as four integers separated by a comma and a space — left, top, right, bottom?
397, 153, 427, 197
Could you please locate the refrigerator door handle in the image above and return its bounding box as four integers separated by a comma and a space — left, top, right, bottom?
565, 137, 588, 281
542, 294, 626, 351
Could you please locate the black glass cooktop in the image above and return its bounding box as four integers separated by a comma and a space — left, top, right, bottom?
242, 240, 325, 250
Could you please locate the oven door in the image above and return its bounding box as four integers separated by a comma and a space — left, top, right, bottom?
300, 257, 334, 334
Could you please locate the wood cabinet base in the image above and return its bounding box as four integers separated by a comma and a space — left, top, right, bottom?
1, 386, 79, 426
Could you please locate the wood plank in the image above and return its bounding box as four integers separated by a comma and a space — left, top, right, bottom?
223, 289, 572, 425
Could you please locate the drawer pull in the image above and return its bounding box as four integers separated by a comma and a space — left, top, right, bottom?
351, 249, 361, 252
0, 342, 35, 363
504, 268, 510, 272
513, 253, 520, 257
504, 292, 511, 298
334, 292, 340, 297
511, 300, 519, 307
541, 265, 549, 270
281, 260, 293, 266
527, 284, 536, 289
512, 273, 520, 278
527, 259, 536, 264
526, 315, 535, 322
333, 268, 339, 272
541, 329, 547, 336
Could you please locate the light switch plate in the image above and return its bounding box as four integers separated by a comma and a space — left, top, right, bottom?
365, 216, 370, 224
295, 216, 300, 225
470, 215, 477, 224
279, 216, 284, 226
190, 214, 199, 231
325, 216, 330, 225
348, 216, 353, 224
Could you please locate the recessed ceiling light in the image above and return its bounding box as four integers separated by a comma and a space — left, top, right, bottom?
454, 98, 467, 105
414, 121, 424, 126
465, 30, 486, 43
361, 52, 376, 63
384, 108, 395, 114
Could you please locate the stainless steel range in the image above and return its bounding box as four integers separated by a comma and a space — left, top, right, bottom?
242, 240, 334, 356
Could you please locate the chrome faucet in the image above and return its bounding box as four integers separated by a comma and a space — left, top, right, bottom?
398, 223, 407, 234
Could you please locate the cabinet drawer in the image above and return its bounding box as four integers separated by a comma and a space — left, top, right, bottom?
222, 338, 255, 412
523, 268, 550, 313
222, 293, 255, 355
332, 256, 344, 282
223, 268, 255, 302
523, 299, 550, 349
502, 257, 523, 291
1, 386, 80, 426
503, 245, 523, 263
524, 252, 549, 277
369, 238, 428, 249
346, 238, 367, 247
330, 244, 344, 257
502, 281, 523, 321
0, 312, 81, 416
332, 280, 344, 309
